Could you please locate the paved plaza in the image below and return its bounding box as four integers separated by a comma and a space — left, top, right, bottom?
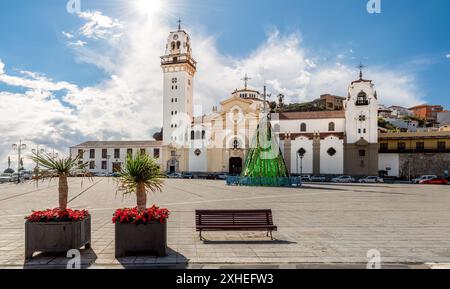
0, 178, 450, 269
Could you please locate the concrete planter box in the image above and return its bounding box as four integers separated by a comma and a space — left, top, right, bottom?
115, 222, 167, 258
25, 216, 91, 260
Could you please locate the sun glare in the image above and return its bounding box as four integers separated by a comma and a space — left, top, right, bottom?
134, 0, 164, 16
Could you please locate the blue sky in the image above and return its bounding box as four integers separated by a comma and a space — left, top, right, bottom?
0, 0, 449, 169
1, 0, 449, 105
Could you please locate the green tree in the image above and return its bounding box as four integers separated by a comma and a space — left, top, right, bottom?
116, 153, 164, 212
31, 153, 90, 210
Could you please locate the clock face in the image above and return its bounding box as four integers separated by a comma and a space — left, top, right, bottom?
173, 34, 179, 40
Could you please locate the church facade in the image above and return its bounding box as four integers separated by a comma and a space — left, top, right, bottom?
160, 26, 379, 176
71, 25, 379, 177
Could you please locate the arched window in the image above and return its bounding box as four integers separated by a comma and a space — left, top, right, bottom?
300, 123, 307, 132
171, 42, 176, 50
356, 91, 368, 106
191, 131, 195, 140
176, 41, 181, 49
328, 122, 335, 132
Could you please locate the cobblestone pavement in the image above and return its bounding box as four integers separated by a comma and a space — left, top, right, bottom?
0, 178, 449, 269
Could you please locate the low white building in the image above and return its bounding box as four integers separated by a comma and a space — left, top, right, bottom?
70, 141, 163, 174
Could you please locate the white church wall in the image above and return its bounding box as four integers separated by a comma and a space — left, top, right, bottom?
290, 137, 313, 174
189, 147, 208, 172
379, 153, 399, 177
279, 118, 345, 134
320, 136, 344, 174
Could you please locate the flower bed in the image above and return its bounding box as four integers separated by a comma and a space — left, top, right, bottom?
26, 208, 90, 223
112, 205, 170, 224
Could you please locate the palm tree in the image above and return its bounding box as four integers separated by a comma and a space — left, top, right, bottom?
30, 152, 90, 211
116, 153, 164, 212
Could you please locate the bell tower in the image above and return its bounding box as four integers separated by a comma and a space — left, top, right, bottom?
344, 65, 379, 176
161, 20, 197, 146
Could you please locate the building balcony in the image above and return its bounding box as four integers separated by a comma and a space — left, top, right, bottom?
379, 148, 450, 154
161, 54, 197, 69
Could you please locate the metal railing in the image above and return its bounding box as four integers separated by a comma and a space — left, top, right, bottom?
226, 176, 302, 187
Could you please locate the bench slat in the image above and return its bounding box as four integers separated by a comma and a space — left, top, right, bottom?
195, 209, 277, 237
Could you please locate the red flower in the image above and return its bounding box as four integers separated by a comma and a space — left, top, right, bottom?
26, 208, 90, 223
112, 205, 170, 224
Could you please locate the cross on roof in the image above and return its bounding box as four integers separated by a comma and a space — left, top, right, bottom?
241, 73, 251, 89
177, 17, 182, 31
358, 62, 365, 79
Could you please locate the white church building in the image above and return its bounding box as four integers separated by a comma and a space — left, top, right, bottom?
71, 24, 379, 177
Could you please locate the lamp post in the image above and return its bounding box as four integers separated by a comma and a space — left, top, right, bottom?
32, 146, 45, 173
48, 149, 59, 159
12, 141, 27, 184
297, 148, 306, 177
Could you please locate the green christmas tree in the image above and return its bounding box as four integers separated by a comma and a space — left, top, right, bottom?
241, 115, 290, 185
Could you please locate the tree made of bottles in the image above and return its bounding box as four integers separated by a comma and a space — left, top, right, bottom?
240, 115, 290, 186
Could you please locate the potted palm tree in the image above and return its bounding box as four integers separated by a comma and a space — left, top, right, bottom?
25, 152, 92, 259
113, 153, 169, 258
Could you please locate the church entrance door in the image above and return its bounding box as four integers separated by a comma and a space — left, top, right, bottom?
229, 157, 243, 175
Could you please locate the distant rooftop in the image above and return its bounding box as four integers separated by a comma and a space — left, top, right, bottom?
71, 141, 162, 149
278, 110, 345, 120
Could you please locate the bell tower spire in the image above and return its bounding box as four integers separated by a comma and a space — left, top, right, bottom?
358, 62, 365, 80
177, 17, 182, 31
161, 23, 197, 146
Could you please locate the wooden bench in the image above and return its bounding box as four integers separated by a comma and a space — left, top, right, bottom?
195, 210, 277, 240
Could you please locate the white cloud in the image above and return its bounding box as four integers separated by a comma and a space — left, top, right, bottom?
446, 54, 450, 59
62, 31, 74, 39
0, 64, 78, 92
77, 11, 123, 40
68, 40, 87, 47
0, 5, 426, 170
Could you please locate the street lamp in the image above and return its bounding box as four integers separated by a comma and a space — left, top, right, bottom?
32, 146, 45, 173
47, 149, 59, 159
297, 148, 306, 177
12, 141, 27, 184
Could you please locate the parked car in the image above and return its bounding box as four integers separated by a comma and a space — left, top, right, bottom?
217, 173, 228, 180
412, 175, 437, 184
21, 171, 32, 180
331, 176, 355, 183
300, 175, 312, 182
95, 172, 108, 177
419, 178, 449, 185
0, 173, 12, 183
182, 173, 194, 179
206, 174, 218, 180
11, 173, 24, 183
311, 175, 327, 182
359, 176, 384, 183
167, 173, 183, 179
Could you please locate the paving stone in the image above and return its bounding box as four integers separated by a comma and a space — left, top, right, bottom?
1, 179, 450, 268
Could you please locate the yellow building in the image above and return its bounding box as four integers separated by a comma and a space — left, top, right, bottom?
379, 131, 450, 178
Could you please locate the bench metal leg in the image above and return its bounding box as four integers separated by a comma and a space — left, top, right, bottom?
269, 230, 274, 240
199, 230, 203, 241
